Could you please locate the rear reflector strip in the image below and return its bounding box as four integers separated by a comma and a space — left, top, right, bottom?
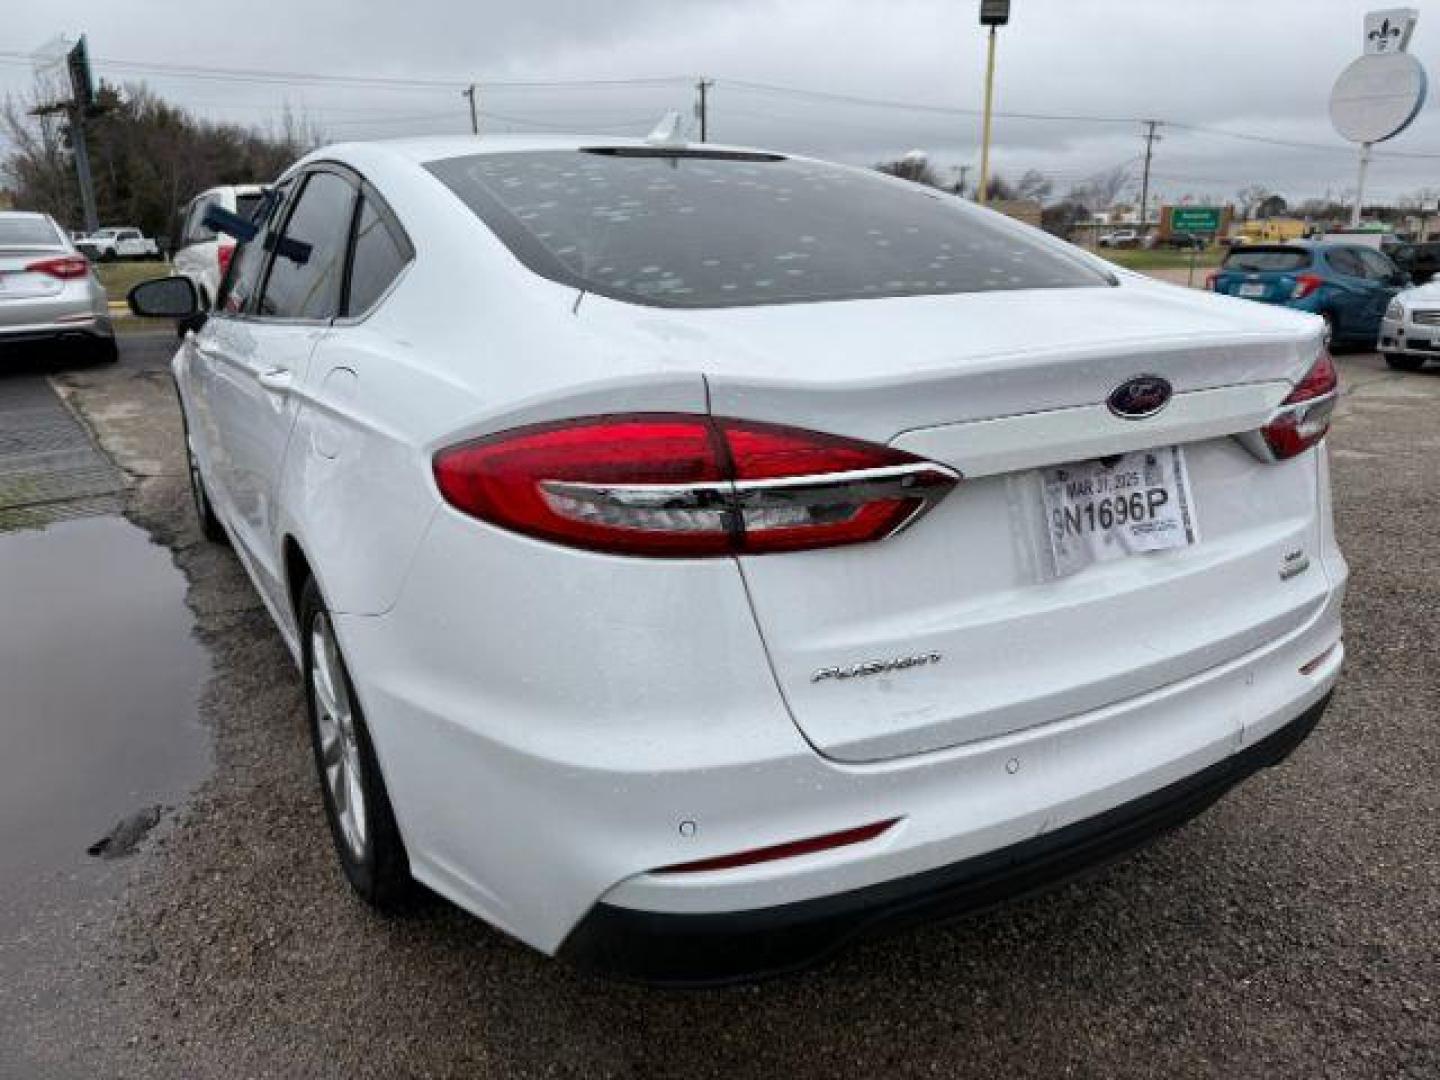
654, 819, 900, 874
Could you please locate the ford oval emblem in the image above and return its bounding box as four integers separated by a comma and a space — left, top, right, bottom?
1107, 375, 1172, 420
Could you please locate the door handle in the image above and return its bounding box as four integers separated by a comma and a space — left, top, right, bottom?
257, 367, 293, 393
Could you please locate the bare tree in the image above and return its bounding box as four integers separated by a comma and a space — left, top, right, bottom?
1072, 163, 1131, 212
3, 80, 314, 236
875, 151, 945, 190
1, 93, 77, 223
1235, 184, 1271, 220
1013, 169, 1053, 202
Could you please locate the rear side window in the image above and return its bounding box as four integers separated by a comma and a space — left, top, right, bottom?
186, 197, 222, 243
235, 194, 265, 222
344, 195, 411, 316
1222, 247, 1310, 272
0, 217, 62, 247
258, 171, 356, 320
426, 150, 1111, 308
1325, 248, 1366, 277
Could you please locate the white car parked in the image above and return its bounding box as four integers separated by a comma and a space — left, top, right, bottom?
1379, 281, 1440, 371
78, 226, 160, 261
128, 136, 1347, 984
173, 184, 267, 308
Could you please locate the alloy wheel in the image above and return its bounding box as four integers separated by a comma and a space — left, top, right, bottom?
310, 612, 368, 860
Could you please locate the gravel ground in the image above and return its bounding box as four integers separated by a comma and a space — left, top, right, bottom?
14, 333, 1440, 1078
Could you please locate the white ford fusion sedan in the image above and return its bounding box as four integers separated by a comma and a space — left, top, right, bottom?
128, 135, 1346, 984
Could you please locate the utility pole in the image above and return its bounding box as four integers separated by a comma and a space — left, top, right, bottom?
1138, 119, 1161, 236
31, 35, 99, 234
71, 112, 98, 234
976, 1, 1010, 205
462, 83, 479, 136
695, 78, 713, 142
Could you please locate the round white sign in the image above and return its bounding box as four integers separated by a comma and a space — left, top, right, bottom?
1330, 51, 1428, 143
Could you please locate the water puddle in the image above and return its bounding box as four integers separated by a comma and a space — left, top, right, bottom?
0, 514, 209, 949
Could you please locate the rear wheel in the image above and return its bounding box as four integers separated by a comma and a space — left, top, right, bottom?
301, 578, 413, 910
88, 336, 118, 365
1384, 352, 1426, 372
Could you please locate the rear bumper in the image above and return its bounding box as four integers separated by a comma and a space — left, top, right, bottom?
0, 320, 113, 346
560, 692, 1331, 986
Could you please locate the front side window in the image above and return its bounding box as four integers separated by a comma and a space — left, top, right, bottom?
344, 195, 411, 316
258, 171, 356, 320
1356, 248, 1397, 281
426, 150, 1110, 308
219, 180, 293, 315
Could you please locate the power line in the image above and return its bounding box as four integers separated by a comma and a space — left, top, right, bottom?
4, 47, 1440, 163
0, 49, 690, 93
717, 77, 1140, 125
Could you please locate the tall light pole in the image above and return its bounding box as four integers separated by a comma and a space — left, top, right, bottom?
462, 83, 479, 136
977, 0, 1010, 205
695, 78, 713, 142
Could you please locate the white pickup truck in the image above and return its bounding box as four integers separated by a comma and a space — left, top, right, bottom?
77, 227, 162, 262
1097, 228, 1141, 249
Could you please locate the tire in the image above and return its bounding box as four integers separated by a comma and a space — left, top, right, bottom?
1384, 352, 1425, 372
300, 577, 414, 910
181, 418, 228, 544
89, 336, 119, 364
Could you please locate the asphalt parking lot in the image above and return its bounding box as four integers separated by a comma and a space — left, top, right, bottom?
3, 331, 1438, 1079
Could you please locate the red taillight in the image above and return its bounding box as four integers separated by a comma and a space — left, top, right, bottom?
433, 415, 959, 557
655, 819, 900, 874
26, 255, 89, 280
1290, 274, 1324, 300
217, 242, 236, 280
1261, 349, 1339, 461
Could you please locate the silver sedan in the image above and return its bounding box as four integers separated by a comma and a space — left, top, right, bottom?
0, 212, 115, 362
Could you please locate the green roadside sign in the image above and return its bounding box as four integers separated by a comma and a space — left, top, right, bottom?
1169, 206, 1222, 234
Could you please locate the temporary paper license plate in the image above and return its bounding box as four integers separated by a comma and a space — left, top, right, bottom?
1042, 446, 1198, 577
1237, 282, 1267, 297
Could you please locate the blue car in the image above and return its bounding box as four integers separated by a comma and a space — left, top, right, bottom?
1207, 240, 1407, 348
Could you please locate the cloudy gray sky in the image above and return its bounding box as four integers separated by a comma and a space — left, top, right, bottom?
4, 0, 1439, 206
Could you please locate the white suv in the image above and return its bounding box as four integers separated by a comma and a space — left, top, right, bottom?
173, 184, 266, 308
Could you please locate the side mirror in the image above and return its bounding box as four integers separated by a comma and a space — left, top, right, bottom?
128, 276, 201, 321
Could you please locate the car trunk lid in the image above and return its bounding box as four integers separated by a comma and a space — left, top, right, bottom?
582, 282, 1329, 762
0, 249, 70, 301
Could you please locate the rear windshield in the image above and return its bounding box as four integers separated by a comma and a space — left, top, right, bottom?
236, 193, 265, 222
426, 150, 1112, 308
0, 217, 61, 247
1223, 247, 1311, 272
